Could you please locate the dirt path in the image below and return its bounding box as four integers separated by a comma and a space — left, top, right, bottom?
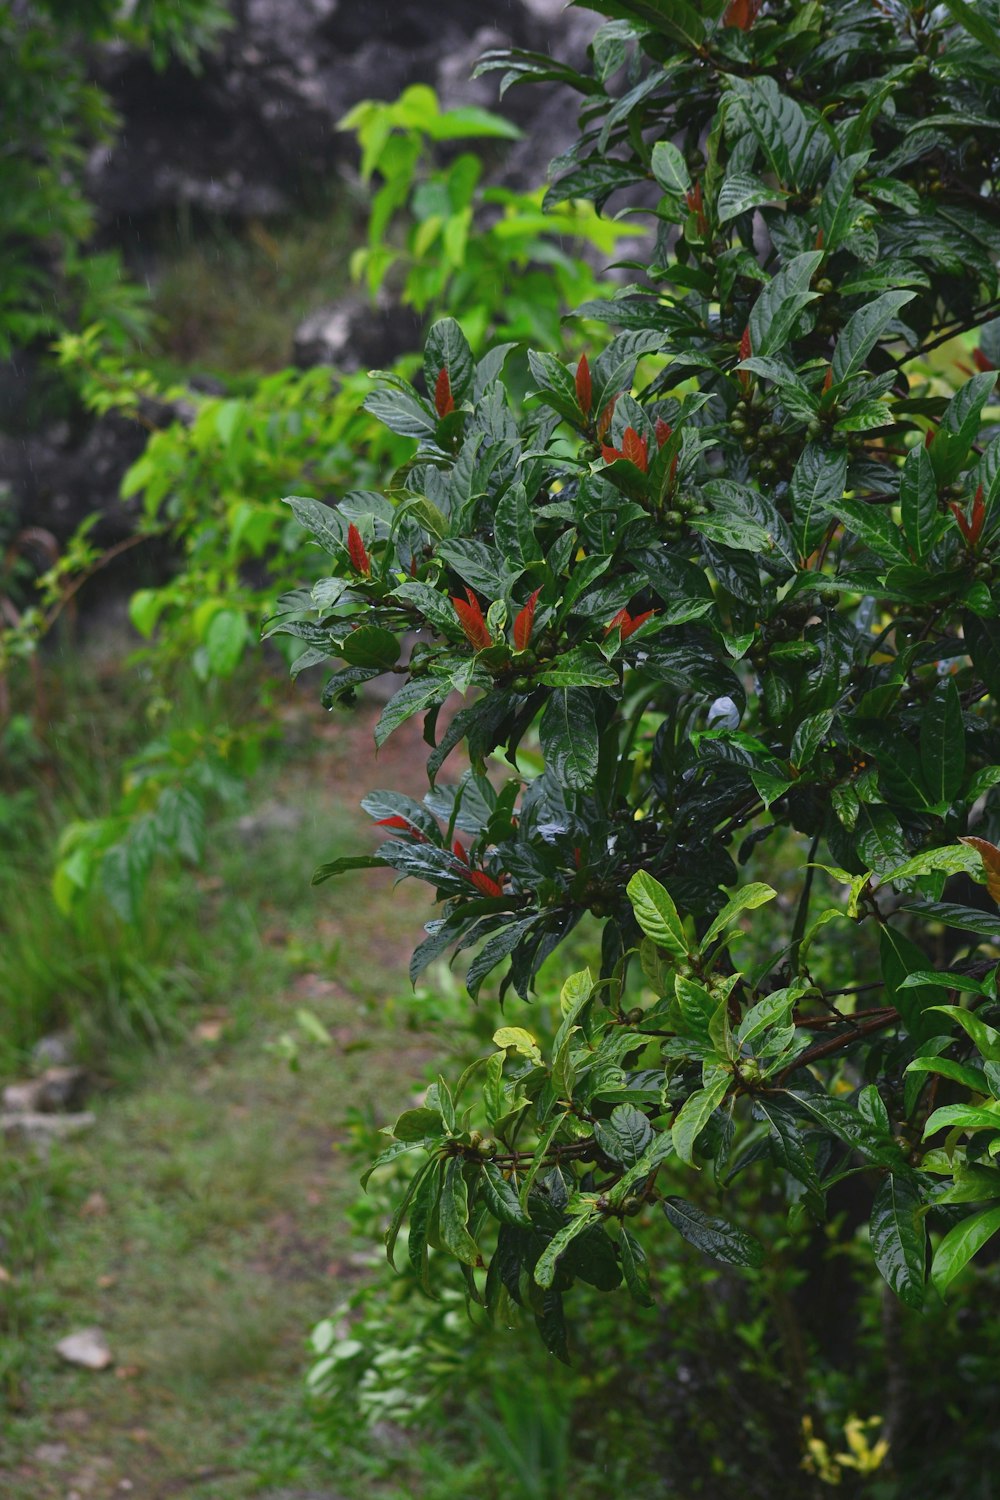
0, 696, 451, 1499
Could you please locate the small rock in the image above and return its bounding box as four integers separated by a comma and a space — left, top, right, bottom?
31, 1030, 76, 1069
2, 1111, 96, 1147
32, 1441, 69, 1466
1, 1081, 40, 1112
37, 1066, 90, 1112
1, 1113, 95, 1150
55, 1328, 113, 1371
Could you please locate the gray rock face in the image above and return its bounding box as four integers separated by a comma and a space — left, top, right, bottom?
86, 0, 595, 224
292, 294, 423, 372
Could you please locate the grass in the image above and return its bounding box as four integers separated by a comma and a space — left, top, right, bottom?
0, 662, 471, 1495
147, 199, 362, 376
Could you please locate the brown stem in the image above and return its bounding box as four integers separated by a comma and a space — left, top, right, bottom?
775, 1008, 899, 1084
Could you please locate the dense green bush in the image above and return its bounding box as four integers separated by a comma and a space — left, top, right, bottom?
281, 0, 1000, 1433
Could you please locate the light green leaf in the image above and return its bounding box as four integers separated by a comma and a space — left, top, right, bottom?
627, 870, 689, 958
932, 1204, 1000, 1296
672, 1073, 731, 1167
700, 883, 777, 952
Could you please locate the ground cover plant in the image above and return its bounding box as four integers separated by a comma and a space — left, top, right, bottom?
278, 0, 1000, 1454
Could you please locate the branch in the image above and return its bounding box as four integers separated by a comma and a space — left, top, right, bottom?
775, 1007, 899, 1084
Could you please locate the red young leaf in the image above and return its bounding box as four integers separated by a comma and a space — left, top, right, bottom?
513, 587, 541, 652
972, 483, 986, 543
469, 869, 505, 899
375, 815, 428, 842
575, 354, 592, 417
739, 326, 753, 363
347, 523, 371, 576
951, 484, 986, 547
655, 418, 673, 449
434, 366, 455, 418
685, 181, 708, 235
723, 0, 761, 28
597, 393, 619, 441
604, 607, 656, 641
451, 588, 492, 651
621, 426, 649, 472
621, 608, 655, 639
452, 839, 469, 865
823, 367, 834, 394
814, 227, 825, 250
925, 427, 935, 448
959, 837, 1000, 904
973, 348, 996, 374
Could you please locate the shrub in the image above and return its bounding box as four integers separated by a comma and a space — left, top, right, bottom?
281, 0, 1000, 1372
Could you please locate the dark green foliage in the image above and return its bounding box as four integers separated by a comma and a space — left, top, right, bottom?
284, 0, 1000, 1354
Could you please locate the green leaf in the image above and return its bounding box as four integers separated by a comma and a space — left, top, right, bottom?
748, 251, 823, 359
923, 1103, 1000, 1138
385, 1157, 437, 1269
493, 1026, 542, 1062
480, 1160, 531, 1227
932, 1204, 1000, 1296
899, 444, 940, 562
534, 1210, 597, 1289
577, 0, 704, 47
538, 645, 619, 689
717, 171, 783, 223
372, 680, 447, 750
855, 804, 907, 875
360, 1138, 426, 1190
790, 443, 847, 558
834, 498, 910, 565
340, 625, 399, 670
870, 1173, 926, 1309
830, 290, 915, 385
672, 1073, 732, 1167
284, 495, 344, 553
539, 688, 599, 791
439, 1157, 481, 1266
662, 1197, 764, 1268
926, 1005, 1000, 1062
920, 678, 965, 805
595, 1104, 654, 1167
627, 871, 689, 958
424, 317, 475, 405
651, 141, 691, 195
393, 1107, 446, 1142
205, 609, 248, 677
619, 1227, 654, 1306
363, 383, 437, 438
791, 709, 834, 771
905, 1056, 990, 1094
938, 0, 1000, 59
700, 883, 777, 951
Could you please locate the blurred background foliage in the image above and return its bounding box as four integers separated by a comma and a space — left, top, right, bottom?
2, 1, 999, 1497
